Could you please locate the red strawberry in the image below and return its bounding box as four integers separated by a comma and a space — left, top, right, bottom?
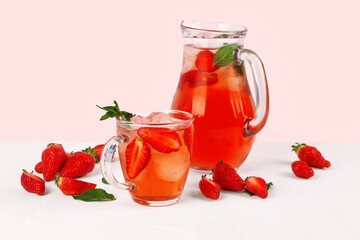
180, 70, 219, 88
292, 143, 331, 168
91, 144, 104, 163
199, 175, 221, 200
21, 170, 45, 195
55, 175, 96, 195
245, 176, 271, 199
212, 161, 245, 191
59, 152, 96, 178
291, 161, 314, 179
34, 161, 43, 174
195, 50, 219, 72
126, 137, 151, 179
41, 143, 67, 181
66, 152, 73, 158
137, 127, 182, 153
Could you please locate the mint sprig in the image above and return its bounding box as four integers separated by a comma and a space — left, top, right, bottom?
96, 100, 135, 121
72, 189, 116, 202
213, 43, 238, 67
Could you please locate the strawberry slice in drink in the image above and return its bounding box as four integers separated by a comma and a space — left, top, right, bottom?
137, 127, 182, 153
126, 138, 151, 179
180, 70, 219, 88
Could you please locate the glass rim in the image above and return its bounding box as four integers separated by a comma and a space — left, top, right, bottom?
116, 110, 194, 128
181, 20, 248, 35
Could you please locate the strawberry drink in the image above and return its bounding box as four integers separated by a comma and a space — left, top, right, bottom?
171, 21, 269, 172
98, 106, 194, 206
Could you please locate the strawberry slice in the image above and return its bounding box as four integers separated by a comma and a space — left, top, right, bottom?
137, 127, 182, 153
126, 138, 151, 179
199, 175, 221, 200
21, 170, 45, 195
245, 176, 272, 199
195, 50, 219, 72
180, 70, 219, 88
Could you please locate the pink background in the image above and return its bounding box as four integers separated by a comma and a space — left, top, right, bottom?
1, 0, 359, 143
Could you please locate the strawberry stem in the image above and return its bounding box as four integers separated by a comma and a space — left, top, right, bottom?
47, 143, 62, 147
291, 142, 305, 154
55, 174, 61, 186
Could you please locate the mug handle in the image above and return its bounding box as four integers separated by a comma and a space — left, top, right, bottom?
238, 48, 270, 137
100, 136, 135, 190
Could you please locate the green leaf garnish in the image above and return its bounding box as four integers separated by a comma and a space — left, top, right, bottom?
102, 178, 109, 185
213, 43, 238, 67
82, 147, 99, 163
96, 100, 135, 121
72, 189, 116, 202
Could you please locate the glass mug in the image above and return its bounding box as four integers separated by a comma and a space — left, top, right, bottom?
100, 110, 194, 206
171, 20, 269, 172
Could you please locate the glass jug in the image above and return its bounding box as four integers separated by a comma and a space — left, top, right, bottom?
171, 20, 269, 172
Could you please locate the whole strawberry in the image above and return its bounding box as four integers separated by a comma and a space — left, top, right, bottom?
55, 175, 96, 195
245, 176, 272, 199
41, 143, 67, 181
91, 144, 104, 163
34, 161, 43, 174
199, 175, 221, 200
212, 161, 245, 191
292, 143, 331, 168
21, 170, 45, 195
59, 151, 96, 178
291, 161, 314, 179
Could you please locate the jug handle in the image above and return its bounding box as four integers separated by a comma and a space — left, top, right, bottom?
238, 48, 269, 137
100, 136, 135, 191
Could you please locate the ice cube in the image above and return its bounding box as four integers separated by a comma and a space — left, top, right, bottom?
130, 115, 146, 123
131, 112, 176, 124
145, 112, 175, 123
154, 154, 189, 182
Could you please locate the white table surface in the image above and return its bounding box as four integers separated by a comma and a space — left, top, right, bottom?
1, 141, 359, 240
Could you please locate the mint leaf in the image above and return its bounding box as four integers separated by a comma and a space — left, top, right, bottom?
96, 100, 135, 121
72, 189, 115, 202
213, 43, 238, 67
102, 178, 109, 185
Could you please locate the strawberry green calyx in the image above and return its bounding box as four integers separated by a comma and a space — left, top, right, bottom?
55, 174, 61, 186
47, 143, 62, 147
82, 147, 97, 157
82, 147, 99, 163
201, 175, 207, 179
291, 143, 306, 154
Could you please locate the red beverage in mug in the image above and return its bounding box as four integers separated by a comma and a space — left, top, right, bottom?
100, 110, 194, 206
